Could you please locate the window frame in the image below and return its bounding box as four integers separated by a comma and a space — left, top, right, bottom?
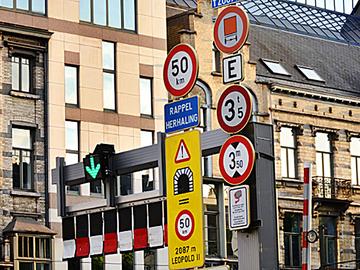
283, 212, 302, 268
351, 137, 360, 186
102, 40, 117, 112
17, 235, 52, 270
11, 55, 32, 93
315, 132, 333, 178
280, 127, 297, 179
65, 120, 80, 193
12, 127, 33, 191
320, 216, 337, 267
0, 0, 47, 14
139, 76, 153, 117
80, 0, 137, 32
296, 65, 324, 82
261, 58, 291, 76
64, 65, 79, 107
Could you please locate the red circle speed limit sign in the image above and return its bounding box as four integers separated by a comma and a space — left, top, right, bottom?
219, 135, 255, 185
175, 210, 195, 241
213, 6, 250, 54
217, 85, 252, 134
163, 43, 199, 97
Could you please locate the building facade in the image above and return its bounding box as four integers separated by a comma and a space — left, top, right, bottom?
0, 0, 169, 269
167, 0, 360, 269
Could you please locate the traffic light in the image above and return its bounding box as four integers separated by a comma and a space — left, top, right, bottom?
83, 144, 115, 182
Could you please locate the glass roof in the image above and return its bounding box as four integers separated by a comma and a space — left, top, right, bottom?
237, 0, 360, 45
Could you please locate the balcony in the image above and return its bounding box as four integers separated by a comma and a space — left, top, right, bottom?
312, 176, 352, 214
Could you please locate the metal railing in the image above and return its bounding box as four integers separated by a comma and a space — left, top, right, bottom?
312, 176, 352, 199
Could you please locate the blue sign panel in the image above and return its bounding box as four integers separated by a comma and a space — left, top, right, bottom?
165, 96, 199, 134
212, 0, 238, 8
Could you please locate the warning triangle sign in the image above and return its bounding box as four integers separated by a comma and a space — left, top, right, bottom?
175, 140, 191, 163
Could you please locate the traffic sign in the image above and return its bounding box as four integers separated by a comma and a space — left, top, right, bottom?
219, 135, 255, 185
213, 6, 249, 54
217, 85, 252, 134
165, 130, 204, 269
163, 44, 199, 97
165, 96, 199, 133
212, 0, 239, 9
228, 185, 250, 230
175, 140, 191, 163
223, 53, 243, 84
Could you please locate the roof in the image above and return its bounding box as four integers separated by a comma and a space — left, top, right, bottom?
3, 217, 56, 235
166, 0, 196, 9
249, 24, 360, 98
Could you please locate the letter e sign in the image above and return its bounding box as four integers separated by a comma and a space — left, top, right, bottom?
223, 54, 243, 84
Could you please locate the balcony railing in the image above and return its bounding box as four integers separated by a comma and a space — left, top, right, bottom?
312, 176, 352, 199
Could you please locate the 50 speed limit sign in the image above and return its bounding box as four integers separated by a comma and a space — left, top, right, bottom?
219, 135, 255, 185
217, 85, 252, 134
163, 43, 199, 97
175, 210, 195, 241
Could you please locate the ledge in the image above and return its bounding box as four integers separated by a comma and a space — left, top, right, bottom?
211, 71, 222, 77
10, 190, 41, 198
10, 90, 40, 100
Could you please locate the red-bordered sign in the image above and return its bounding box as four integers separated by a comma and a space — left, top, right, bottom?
213, 6, 250, 54
175, 210, 195, 241
219, 135, 255, 185
217, 85, 252, 134
163, 43, 199, 97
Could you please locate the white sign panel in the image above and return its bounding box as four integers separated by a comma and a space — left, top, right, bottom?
223, 54, 243, 84
228, 185, 250, 230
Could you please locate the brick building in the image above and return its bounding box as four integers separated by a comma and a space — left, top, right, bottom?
167, 0, 360, 269
0, 1, 168, 270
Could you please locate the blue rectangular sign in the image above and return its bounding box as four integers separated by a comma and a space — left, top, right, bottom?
165, 96, 199, 134
212, 0, 238, 8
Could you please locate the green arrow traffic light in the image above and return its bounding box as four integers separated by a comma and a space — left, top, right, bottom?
85, 156, 101, 179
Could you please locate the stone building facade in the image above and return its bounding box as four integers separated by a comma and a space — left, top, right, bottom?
167, 0, 360, 269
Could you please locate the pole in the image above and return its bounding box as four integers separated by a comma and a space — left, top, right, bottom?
302, 162, 312, 270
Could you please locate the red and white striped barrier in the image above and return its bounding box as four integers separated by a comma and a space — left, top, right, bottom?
302, 162, 312, 270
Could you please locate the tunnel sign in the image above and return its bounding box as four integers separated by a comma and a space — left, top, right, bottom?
163, 43, 199, 97
217, 85, 252, 134
213, 5, 250, 54
165, 130, 204, 269
219, 135, 255, 185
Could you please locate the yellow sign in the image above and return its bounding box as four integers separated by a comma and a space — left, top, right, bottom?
165, 130, 204, 269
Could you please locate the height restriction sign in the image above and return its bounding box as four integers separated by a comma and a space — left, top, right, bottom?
165, 130, 204, 269
163, 43, 199, 97
219, 135, 255, 185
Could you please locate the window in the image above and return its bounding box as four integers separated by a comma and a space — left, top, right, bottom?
140, 77, 153, 116
320, 216, 337, 267
102, 41, 116, 111
212, 43, 221, 73
144, 249, 156, 269
12, 128, 32, 190
280, 127, 296, 179
261, 59, 290, 76
351, 137, 360, 186
117, 173, 133, 196
65, 66, 78, 106
91, 255, 104, 270
355, 218, 360, 269
18, 235, 51, 270
204, 204, 219, 256
140, 130, 154, 192
80, 0, 136, 31
12, 56, 30, 92
0, 0, 46, 14
284, 213, 302, 268
316, 132, 333, 198
122, 252, 134, 270
65, 121, 80, 192
296, 65, 324, 82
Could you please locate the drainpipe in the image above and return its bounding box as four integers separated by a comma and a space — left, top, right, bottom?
44, 43, 49, 227
195, 80, 212, 177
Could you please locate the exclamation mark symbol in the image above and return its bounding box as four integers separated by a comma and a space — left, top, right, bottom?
181, 144, 184, 159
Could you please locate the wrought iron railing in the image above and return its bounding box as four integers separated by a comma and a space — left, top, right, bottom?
312, 176, 352, 199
